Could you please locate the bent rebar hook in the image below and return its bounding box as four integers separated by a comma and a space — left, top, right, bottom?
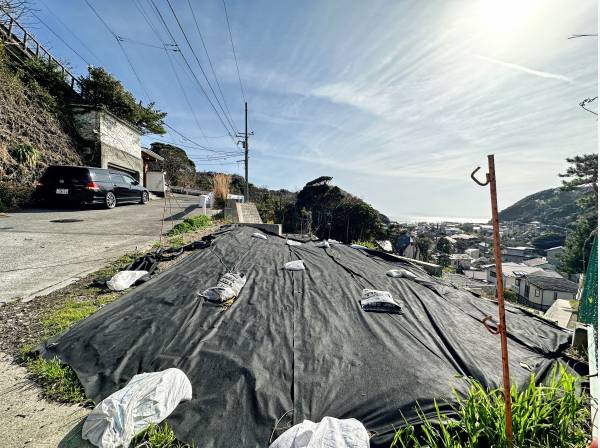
470, 166, 490, 186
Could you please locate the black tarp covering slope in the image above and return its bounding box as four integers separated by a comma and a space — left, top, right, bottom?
39, 226, 571, 447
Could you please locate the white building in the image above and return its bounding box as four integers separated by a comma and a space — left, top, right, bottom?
485, 262, 562, 291
516, 275, 578, 311
465, 248, 480, 259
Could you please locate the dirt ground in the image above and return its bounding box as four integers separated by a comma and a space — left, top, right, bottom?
0, 224, 221, 447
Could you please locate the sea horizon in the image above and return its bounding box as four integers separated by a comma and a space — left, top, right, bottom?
391, 215, 490, 224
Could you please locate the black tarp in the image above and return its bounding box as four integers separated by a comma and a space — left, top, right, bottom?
39, 225, 571, 447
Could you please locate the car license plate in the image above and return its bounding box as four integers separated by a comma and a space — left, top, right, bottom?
56, 188, 68, 195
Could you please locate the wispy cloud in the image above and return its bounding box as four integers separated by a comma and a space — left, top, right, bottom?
473, 54, 575, 84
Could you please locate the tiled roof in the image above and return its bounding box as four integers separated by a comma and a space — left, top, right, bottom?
528, 275, 578, 293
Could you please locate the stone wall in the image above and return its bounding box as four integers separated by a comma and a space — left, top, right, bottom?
0, 63, 82, 208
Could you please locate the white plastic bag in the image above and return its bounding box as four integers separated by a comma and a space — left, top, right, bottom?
316, 240, 330, 248
200, 272, 247, 303
82, 368, 192, 448
252, 232, 268, 240
270, 417, 369, 448
350, 244, 367, 249
284, 260, 305, 271
106, 270, 148, 291
286, 239, 302, 246
386, 268, 417, 279
360, 288, 402, 314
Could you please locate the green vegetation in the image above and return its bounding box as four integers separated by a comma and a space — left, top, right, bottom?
391, 368, 590, 448
150, 142, 197, 187
9, 143, 39, 167
167, 215, 212, 236
503, 289, 517, 303
436, 238, 452, 267
131, 423, 193, 448
353, 240, 378, 249
26, 357, 89, 404
532, 232, 566, 250
558, 154, 598, 274
80, 67, 167, 135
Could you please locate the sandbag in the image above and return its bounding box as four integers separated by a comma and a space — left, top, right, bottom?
284, 260, 305, 271
82, 368, 192, 448
360, 288, 402, 314
386, 268, 417, 279
351, 244, 367, 249
200, 272, 247, 303
286, 240, 302, 246
270, 417, 369, 448
106, 270, 149, 291
252, 232, 268, 240
316, 240, 330, 248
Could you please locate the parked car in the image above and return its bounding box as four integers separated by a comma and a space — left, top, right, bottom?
36, 165, 149, 209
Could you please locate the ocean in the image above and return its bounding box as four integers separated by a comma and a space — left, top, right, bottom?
391, 215, 489, 224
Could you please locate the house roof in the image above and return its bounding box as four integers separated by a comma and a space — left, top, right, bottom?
546, 246, 564, 252
524, 257, 548, 267
141, 147, 164, 161
528, 275, 578, 293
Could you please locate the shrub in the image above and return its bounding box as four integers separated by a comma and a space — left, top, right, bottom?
9, 143, 39, 167
212, 173, 231, 209
167, 215, 212, 236
391, 367, 590, 448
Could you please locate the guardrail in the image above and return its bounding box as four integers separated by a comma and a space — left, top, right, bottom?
0, 8, 81, 94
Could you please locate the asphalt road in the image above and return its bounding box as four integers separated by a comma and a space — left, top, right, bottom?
0, 194, 207, 303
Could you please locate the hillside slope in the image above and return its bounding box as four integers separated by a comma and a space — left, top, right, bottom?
498, 186, 586, 227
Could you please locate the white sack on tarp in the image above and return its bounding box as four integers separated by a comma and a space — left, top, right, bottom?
350, 244, 367, 249
360, 288, 402, 314
106, 270, 148, 291
284, 260, 305, 271
270, 417, 369, 448
316, 240, 330, 248
286, 240, 302, 246
252, 232, 268, 240
82, 368, 192, 448
200, 272, 247, 303
386, 268, 417, 279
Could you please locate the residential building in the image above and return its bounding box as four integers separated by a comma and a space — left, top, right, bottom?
501, 246, 536, 263
465, 248, 480, 259
450, 253, 472, 270
516, 275, 578, 311
485, 262, 562, 291
546, 246, 565, 266
524, 257, 555, 271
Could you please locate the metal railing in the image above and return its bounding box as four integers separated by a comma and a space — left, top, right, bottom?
0, 8, 81, 94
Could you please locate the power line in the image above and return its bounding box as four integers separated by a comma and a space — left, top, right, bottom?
84, 0, 152, 101
187, 0, 236, 130
29, 10, 92, 66
222, 0, 246, 104
164, 0, 238, 135
148, 0, 238, 144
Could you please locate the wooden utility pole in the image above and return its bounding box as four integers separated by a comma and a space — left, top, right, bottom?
244, 101, 249, 202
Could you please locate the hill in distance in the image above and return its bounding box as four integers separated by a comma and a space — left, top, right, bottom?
498, 186, 587, 228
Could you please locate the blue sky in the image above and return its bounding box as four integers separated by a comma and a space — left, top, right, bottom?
26, 0, 597, 218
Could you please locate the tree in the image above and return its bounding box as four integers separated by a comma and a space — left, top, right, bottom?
150, 142, 196, 187
416, 236, 433, 262
79, 67, 166, 135
532, 232, 566, 250
436, 237, 452, 267
558, 154, 598, 273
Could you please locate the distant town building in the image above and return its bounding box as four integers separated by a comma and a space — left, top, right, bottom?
465, 248, 480, 259
485, 262, 562, 291
523, 257, 555, 271
501, 246, 536, 263
450, 253, 472, 270
516, 275, 578, 311
546, 246, 565, 266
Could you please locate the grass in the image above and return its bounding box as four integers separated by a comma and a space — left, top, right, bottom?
353, 240, 378, 249
167, 215, 212, 237
131, 423, 193, 448
390, 367, 591, 448
26, 357, 89, 404
212, 173, 230, 209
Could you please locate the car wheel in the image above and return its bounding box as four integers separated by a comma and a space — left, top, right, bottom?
140, 191, 149, 204
105, 191, 117, 209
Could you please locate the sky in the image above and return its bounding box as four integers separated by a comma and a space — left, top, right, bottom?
24, 0, 598, 219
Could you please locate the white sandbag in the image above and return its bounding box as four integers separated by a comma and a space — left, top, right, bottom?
386, 268, 417, 279
106, 270, 148, 291
360, 288, 402, 314
286, 239, 302, 246
350, 244, 367, 249
252, 232, 268, 240
200, 272, 247, 303
270, 416, 369, 448
284, 260, 305, 271
316, 240, 330, 248
82, 368, 192, 448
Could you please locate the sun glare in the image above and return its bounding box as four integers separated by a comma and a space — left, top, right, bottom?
479, 0, 541, 33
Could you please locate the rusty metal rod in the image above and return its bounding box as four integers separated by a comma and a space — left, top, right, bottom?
486, 154, 514, 446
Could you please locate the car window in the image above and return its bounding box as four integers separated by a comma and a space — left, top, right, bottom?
123, 175, 136, 185
92, 171, 111, 182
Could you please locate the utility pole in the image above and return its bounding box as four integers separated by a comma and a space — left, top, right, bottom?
244, 101, 249, 202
